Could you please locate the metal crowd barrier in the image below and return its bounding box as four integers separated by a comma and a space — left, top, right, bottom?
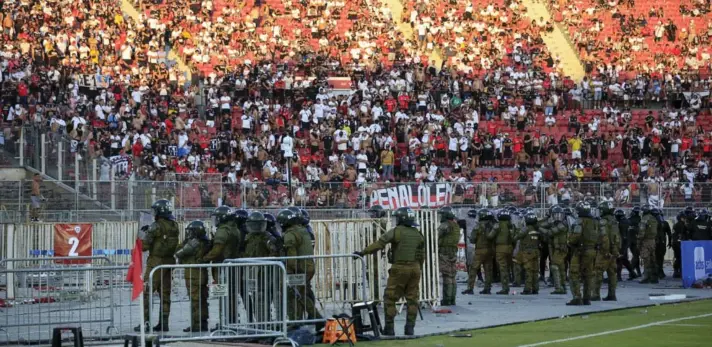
147, 260, 288, 344
0, 265, 132, 345
224, 254, 369, 326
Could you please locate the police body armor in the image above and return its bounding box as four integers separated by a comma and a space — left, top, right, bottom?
388, 225, 424, 264
548, 220, 569, 252
439, 220, 461, 257
520, 225, 541, 251
580, 217, 601, 250
639, 215, 658, 241
471, 221, 495, 251
148, 219, 180, 258
602, 215, 620, 257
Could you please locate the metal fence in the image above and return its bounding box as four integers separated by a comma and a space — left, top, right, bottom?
147, 261, 288, 344
2, 178, 708, 223
0, 265, 134, 345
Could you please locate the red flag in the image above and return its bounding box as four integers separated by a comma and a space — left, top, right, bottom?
126, 238, 144, 301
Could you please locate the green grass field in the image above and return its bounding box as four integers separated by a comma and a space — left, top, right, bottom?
368, 300, 712, 347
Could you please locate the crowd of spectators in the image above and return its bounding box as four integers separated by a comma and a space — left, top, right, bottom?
1, 0, 712, 210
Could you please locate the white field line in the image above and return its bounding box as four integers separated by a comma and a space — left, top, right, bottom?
517, 313, 712, 347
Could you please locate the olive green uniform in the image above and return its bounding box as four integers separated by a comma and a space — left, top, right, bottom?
638, 214, 659, 282
488, 220, 515, 294
203, 219, 242, 323
568, 217, 599, 303
142, 218, 179, 324
175, 238, 210, 329
589, 218, 610, 300
244, 230, 278, 323
283, 224, 323, 322
438, 220, 460, 305
539, 218, 568, 294
517, 225, 541, 293
362, 225, 425, 328
466, 221, 495, 292
594, 214, 621, 299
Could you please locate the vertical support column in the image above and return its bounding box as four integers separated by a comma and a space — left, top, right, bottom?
110, 167, 116, 210
92, 159, 98, 201
57, 141, 63, 181
19, 126, 25, 166
40, 134, 46, 174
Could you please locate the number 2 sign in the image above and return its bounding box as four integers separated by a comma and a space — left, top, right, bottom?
54, 224, 93, 263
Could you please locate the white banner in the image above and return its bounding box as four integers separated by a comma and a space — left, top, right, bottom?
369, 183, 455, 209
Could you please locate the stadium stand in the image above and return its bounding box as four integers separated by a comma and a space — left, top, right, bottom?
0, 0, 711, 211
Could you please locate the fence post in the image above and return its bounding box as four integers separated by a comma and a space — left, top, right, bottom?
6, 224, 15, 299
241, 183, 246, 208
40, 133, 46, 174
110, 167, 116, 210
128, 177, 134, 214
19, 126, 25, 166
57, 141, 63, 181
75, 152, 80, 210
92, 159, 98, 201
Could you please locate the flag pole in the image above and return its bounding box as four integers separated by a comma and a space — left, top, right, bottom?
139, 278, 146, 347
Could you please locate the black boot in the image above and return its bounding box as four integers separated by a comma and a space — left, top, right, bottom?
566, 298, 583, 306
404, 324, 415, 336
382, 322, 395, 336
153, 320, 169, 332
479, 289, 491, 294
461, 289, 475, 295
496, 289, 509, 295
602, 296, 617, 301
583, 299, 591, 305
133, 322, 149, 332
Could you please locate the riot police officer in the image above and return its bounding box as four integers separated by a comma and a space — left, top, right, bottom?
203, 206, 242, 325
243, 211, 276, 323
264, 213, 283, 255
463, 209, 495, 295
175, 221, 210, 332
614, 209, 636, 281
437, 206, 460, 305
355, 207, 425, 336
671, 212, 687, 278
567, 202, 600, 306
278, 208, 324, 329
488, 209, 515, 295
689, 209, 712, 240
653, 208, 671, 279
539, 206, 569, 295
517, 213, 541, 295
134, 199, 179, 332
637, 205, 659, 284
594, 202, 620, 301
628, 206, 643, 278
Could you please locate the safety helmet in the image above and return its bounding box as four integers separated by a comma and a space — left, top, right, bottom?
576, 201, 592, 218
211, 206, 233, 225
368, 205, 386, 218
697, 209, 709, 222
641, 204, 652, 215
287, 206, 305, 225
246, 211, 267, 233
232, 208, 249, 224
438, 206, 457, 221
497, 209, 511, 221
599, 201, 614, 216
614, 209, 625, 220
551, 205, 565, 222
650, 208, 661, 217
264, 212, 277, 228
151, 199, 173, 218
525, 213, 538, 225
467, 209, 478, 219
276, 208, 301, 227
300, 208, 311, 225
630, 206, 642, 216
479, 209, 494, 221
393, 207, 418, 227
676, 211, 685, 222
185, 220, 207, 240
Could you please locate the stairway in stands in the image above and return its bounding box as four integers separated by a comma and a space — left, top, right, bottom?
120, 0, 192, 80
384, 0, 443, 69
521, 0, 585, 82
